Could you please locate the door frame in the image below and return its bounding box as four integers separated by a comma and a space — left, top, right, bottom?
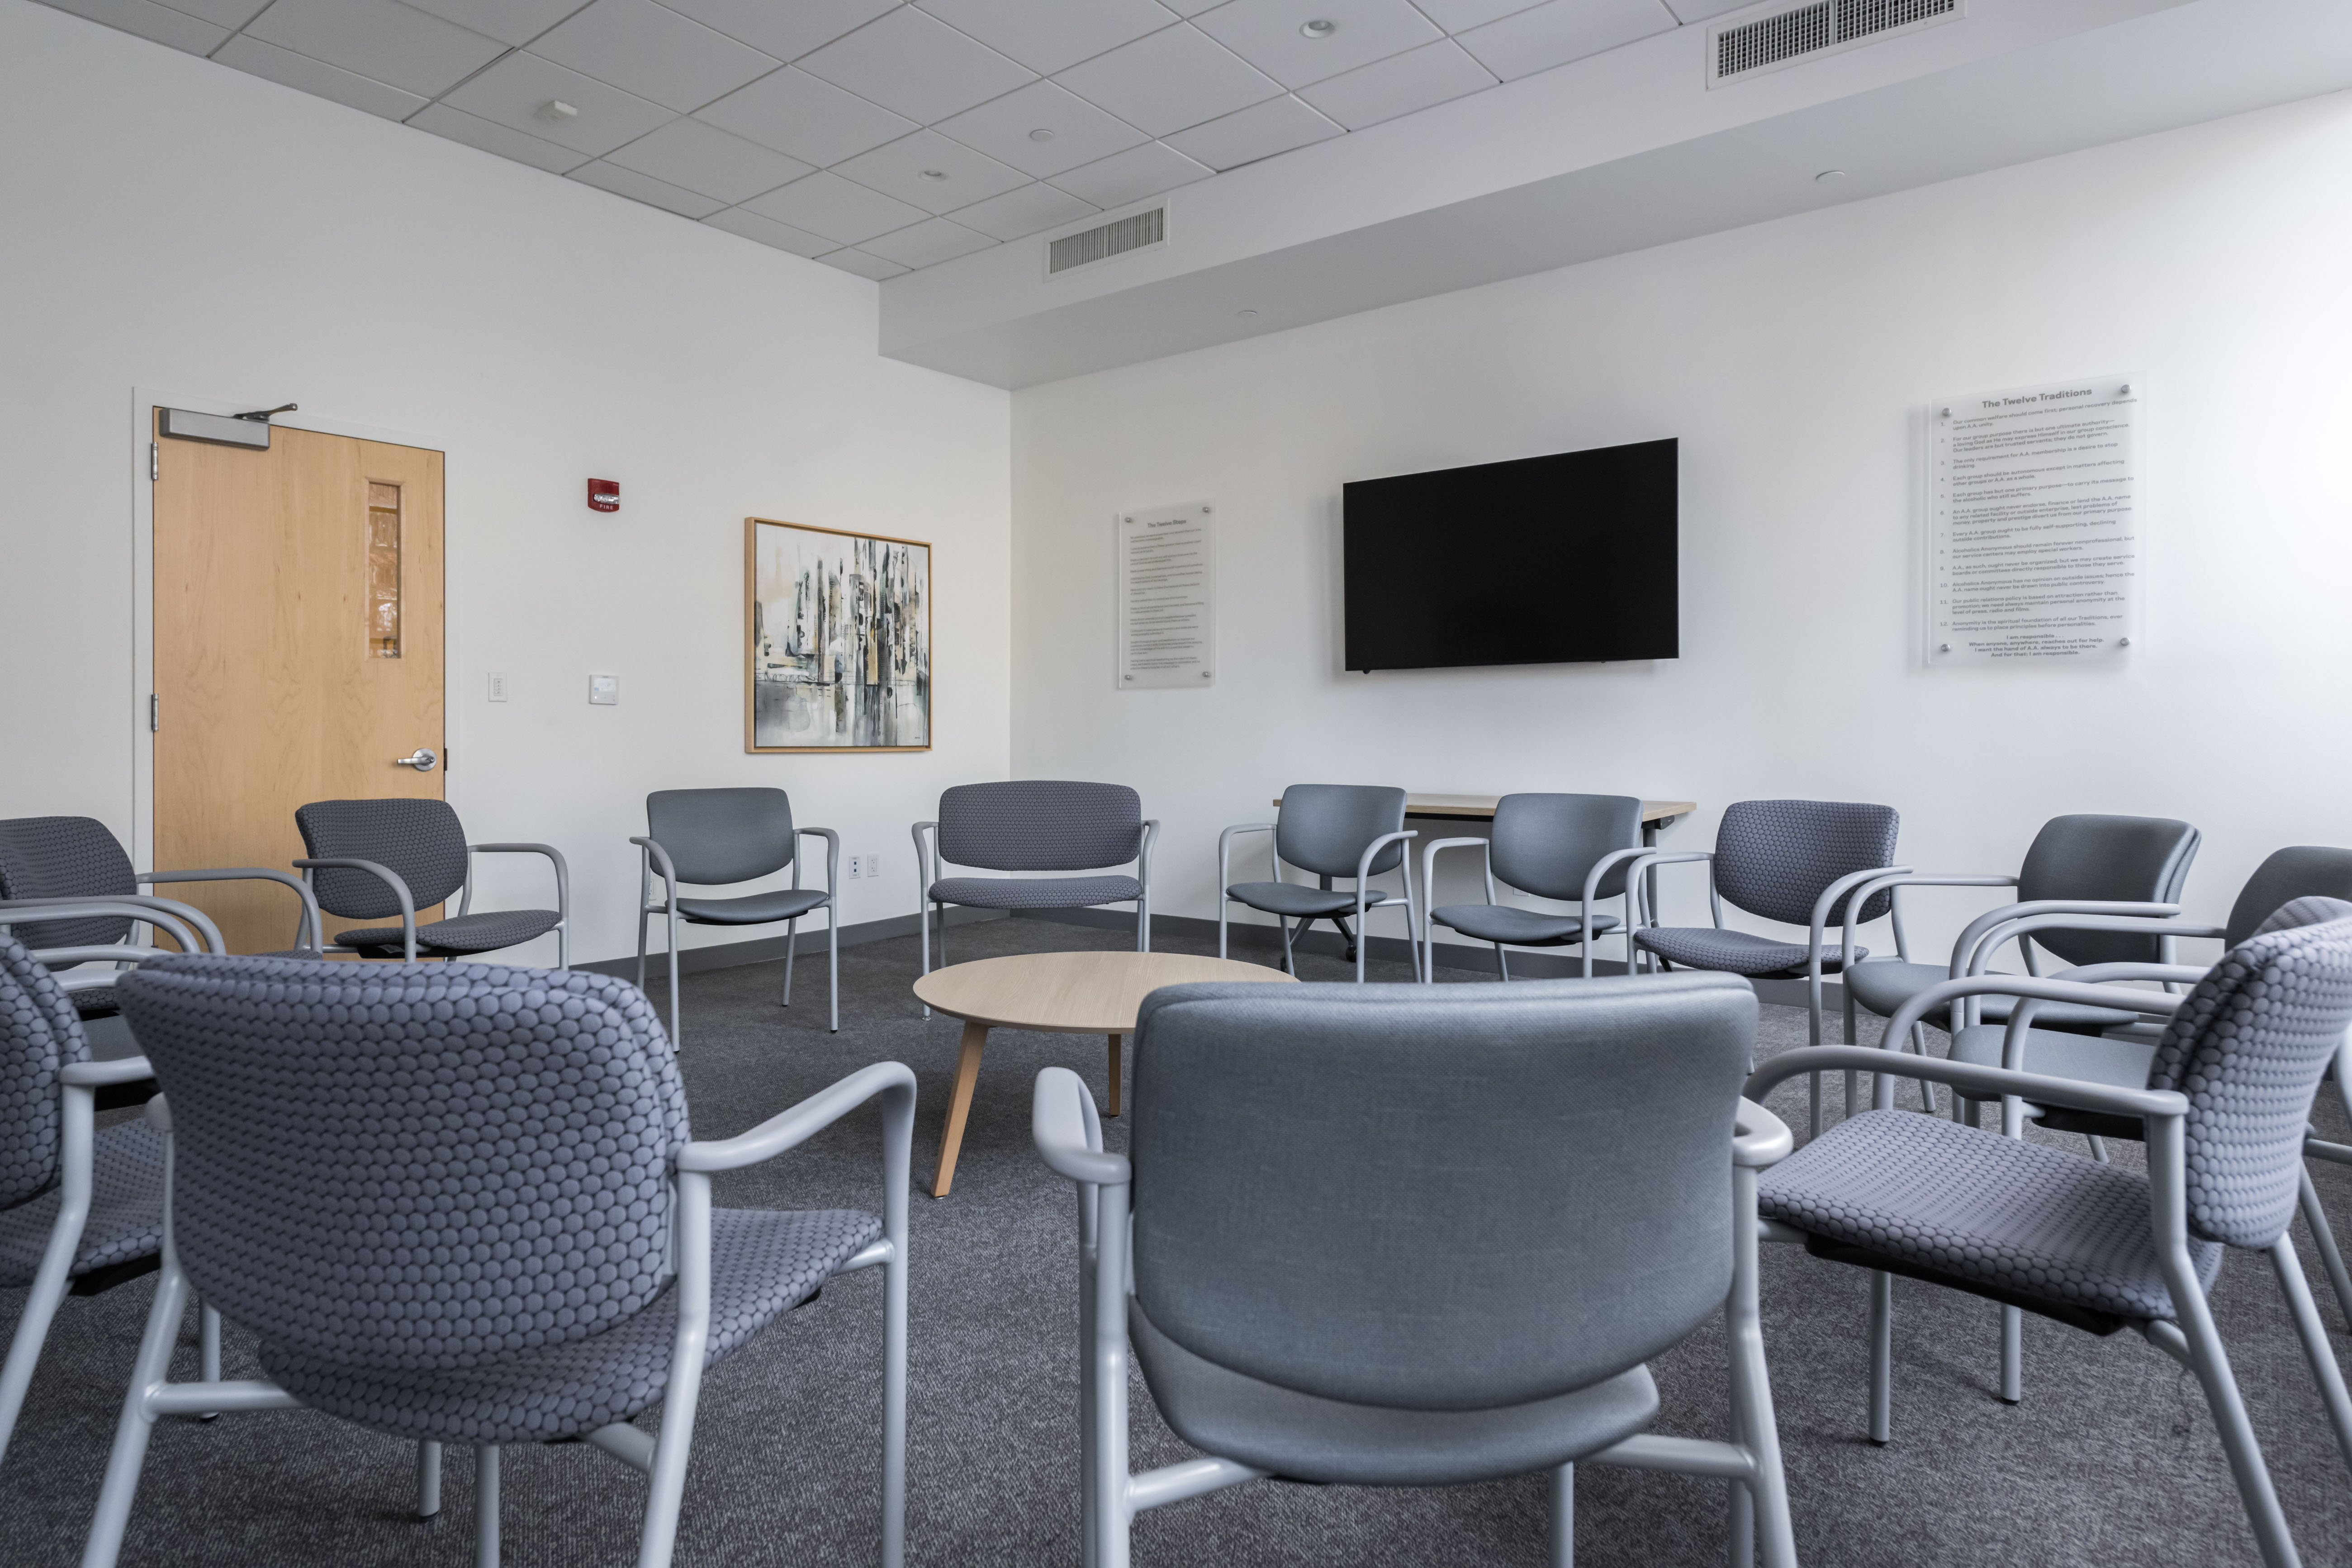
130, 385, 460, 873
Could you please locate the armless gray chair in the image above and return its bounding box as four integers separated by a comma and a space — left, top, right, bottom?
294, 797, 569, 966
1746, 898, 2352, 1568
1034, 976, 1799, 1568
1220, 784, 1420, 983
1420, 793, 1646, 982
86, 956, 912, 1568
913, 782, 1156, 976
633, 787, 840, 1040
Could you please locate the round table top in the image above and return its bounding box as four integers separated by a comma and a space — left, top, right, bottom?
911, 950, 1297, 1034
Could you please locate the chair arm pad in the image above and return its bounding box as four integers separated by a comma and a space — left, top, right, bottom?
677, 1061, 915, 1172
61, 1056, 156, 1087
1732, 1098, 1793, 1168
1034, 1066, 1129, 1186
1746, 1045, 2189, 1121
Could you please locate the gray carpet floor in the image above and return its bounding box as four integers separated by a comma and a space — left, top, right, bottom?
6, 914, 2352, 1566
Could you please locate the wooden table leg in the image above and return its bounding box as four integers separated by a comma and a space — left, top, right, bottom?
930, 1020, 989, 1199
1106, 1033, 1122, 1119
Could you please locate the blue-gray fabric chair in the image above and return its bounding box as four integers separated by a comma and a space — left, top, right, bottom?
1419, 794, 1645, 982
913, 782, 1156, 975
1035, 976, 1798, 1568
294, 797, 569, 966
1747, 898, 2352, 1568
1220, 785, 1420, 984
84, 956, 912, 1568
633, 787, 840, 1041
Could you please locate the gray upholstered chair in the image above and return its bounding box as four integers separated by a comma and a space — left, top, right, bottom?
1747, 898, 2352, 1568
294, 797, 569, 966
85, 956, 912, 1568
1034, 976, 1799, 1568
912, 782, 1156, 975
633, 787, 840, 1040
1419, 793, 1645, 982
1219, 784, 1420, 984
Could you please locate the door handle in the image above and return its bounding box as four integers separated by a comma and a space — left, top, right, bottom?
394, 748, 438, 772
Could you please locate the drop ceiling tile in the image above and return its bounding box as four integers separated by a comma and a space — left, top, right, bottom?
1157, 0, 1220, 14
834, 128, 1027, 214
1456, 0, 1675, 81
797, 6, 1034, 123
442, 50, 674, 154
744, 170, 929, 245
529, 0, 778, 111
703, 206, 837, 256
410, 101, 593, 171
1666, 0, 1751, 18
244, 0, 507, 98
1406, 0, 1543, 30
216, 34, 429, 118
1054, 24, 1280, 138
815, 248, 909, 280
694, 66, 915, 166
41, 0, 226, 54
862, 215, 995, 267
1295, 37, 1494, 128
606, 116, 811, 201
569, 158, 727, 216
1046, 140, 1211, 208
948, 180, 1097, 242
914, 0, 1175, 76
1191, 0, 1438, 90
398, 0, 587, 48
658, 0, 893, 61
1163, 92, 1336, 169
157, 0, 272, 30
934, 79, 1145, 179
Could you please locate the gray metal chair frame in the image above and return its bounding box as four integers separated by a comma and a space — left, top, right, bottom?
1419, 794, 1648, 982
1219, 785, 1421, 984
632, 787, 841, 1041
294, 800, 569, 967
912, 782, 1158, 985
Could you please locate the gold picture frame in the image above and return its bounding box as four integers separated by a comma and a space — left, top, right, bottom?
744, 517, 932, 753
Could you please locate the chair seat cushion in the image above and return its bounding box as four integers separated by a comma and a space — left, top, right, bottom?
70, 989, 121, 1023
338, 909, 561, 958
931, 876, 1141, 911
1430, 904, 1619, 947
1758, 1110, 2221, 1328
1633, 927, 1862, 977
0, 1119, 164, 1288
1128, 1298, 1658, 1487
1843, 961, 2139, 1033
1224, 882, 1393, 919
260, 1206, 881, 1446
669, 889, 830, 925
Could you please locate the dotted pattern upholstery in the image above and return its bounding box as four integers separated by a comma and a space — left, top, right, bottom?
1224, 882, 1395, 920
935, 782, 1143, 872
336, 908, 562, 959
1711, 800, 1901, 928
0, 1120, 166, 1288
1635, 926, 1864, 977
0, 815, 137, 957
931, 875, 1143, 911
295, 799, 471, 920
0, 931, 87, 1208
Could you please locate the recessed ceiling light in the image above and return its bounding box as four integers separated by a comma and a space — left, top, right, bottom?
1815, 168, 1846, 183
1300, 18, 1337, 37
1028, 128, 1056, 142
1237, 308, 1258, 318
919, 170, 948, 181
538, 100, 577, 121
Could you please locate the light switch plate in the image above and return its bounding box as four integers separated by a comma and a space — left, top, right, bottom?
488, 672, 509, 702
589, 674, 619, 705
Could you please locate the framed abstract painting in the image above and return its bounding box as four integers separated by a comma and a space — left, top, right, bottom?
745, 517, 931, 753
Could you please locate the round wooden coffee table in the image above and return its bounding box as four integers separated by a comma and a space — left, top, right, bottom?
912, 950, 1297, 1197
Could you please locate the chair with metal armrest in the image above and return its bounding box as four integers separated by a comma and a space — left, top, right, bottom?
913, 782, 1157, 987
294, 798, 568, 967
1420, 793, 1645, 983
1220, 785, 1418, 984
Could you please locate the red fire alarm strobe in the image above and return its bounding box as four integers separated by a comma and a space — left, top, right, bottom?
588, 478, 620, 512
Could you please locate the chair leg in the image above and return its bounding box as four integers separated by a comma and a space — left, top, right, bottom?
782, 918, 797, 1006
1280, 918, 1295, 977
828, 907, 840, 1035
2298, 1168, 2352, 1331
2087, 1136, 2111, 1164
0, 1216, 81, 1465
635, 903, 650, 990
197, 1302, 222, 1421
1869, 1270, 1893, 1444
417, 1440, 442, 1519
2172, 1274, 2303, 1568
1911, 1023, 1936, 1115
474, 1445, 499, 1568
2270, 1234, 2352, 1480
81, 1255, 190, 1568
665, 907, 682, 1049
1548, 1463, 1574, 1568
2000, 1305, 2022, 1404
1496, 944, 1510, 981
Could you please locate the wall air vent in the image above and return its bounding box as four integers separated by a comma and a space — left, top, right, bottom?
1711, 0, 1957, 85
1048, 207, 1165, 275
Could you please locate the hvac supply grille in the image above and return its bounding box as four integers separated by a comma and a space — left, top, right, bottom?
1048, 208, 1165, 275
1713, 0, 1956, 82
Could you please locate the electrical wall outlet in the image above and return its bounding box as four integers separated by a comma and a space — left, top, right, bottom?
487, 672, 509, 702
845, 853, 866, 880
863, 851, 881, 880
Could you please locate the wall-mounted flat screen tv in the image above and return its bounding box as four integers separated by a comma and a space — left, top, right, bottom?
1342, 437, 1678, 672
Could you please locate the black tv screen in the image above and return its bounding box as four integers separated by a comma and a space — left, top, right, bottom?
1342, 437, 1678, 672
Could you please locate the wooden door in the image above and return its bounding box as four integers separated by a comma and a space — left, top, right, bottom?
152, 413, 446, 953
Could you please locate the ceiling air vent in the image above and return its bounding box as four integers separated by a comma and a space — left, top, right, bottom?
1048, 207, 1165, 275
1711, 0, 1958, 85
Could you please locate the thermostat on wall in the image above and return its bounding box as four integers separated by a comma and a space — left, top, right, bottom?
589, 674, 619, 705
588, 478, 619, 512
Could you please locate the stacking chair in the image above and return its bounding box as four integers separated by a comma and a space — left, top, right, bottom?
294, 797, 569, 966
1219, 784, 1420, 983
634, 787, 840, 1040
87, 956, 912, 1568
1421, 793, 1646, 981
1034, 975, 1798, 1568
913, 782, 1156, 975
1746, 898, 2352, 1568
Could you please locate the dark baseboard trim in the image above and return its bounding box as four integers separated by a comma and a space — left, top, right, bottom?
577, 907, 1006, 981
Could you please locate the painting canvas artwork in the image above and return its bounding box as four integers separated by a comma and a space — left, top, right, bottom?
746, 518, 930, 752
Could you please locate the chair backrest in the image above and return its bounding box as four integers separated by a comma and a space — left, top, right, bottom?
2015, 814, 2200, 966
116, 956, 689, 1371
294, 798, 471, 919
1127, 973, 1755, 1412
1489, 793, 1645, 902
2146, 897, 2352, 1250
1712, 800, 1900, 928
2222, 846, 2352, 948
645, 788, 795, 886
0, 815, 137, 957
0, 931, 89, 1211
935, 781, 1143, 872
1274, 785, 1409, 880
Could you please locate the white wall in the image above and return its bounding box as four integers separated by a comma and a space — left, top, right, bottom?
0, 0, 1010, 966
1009, 90, 2352, 966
